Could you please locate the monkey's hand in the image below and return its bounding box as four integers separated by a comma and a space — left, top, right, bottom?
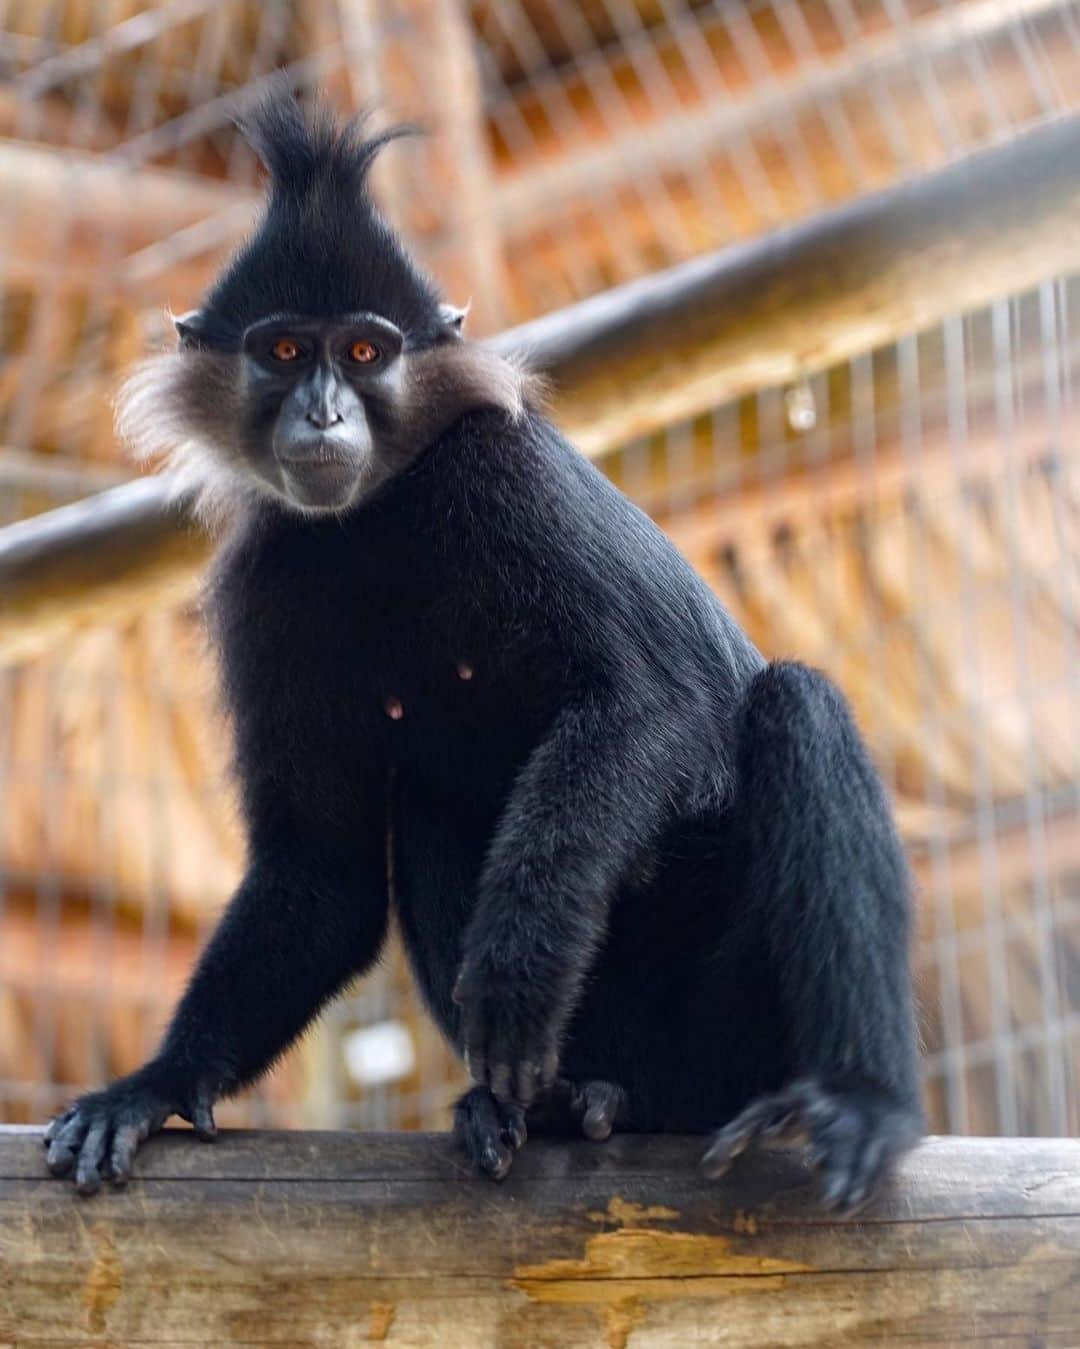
452, 961, 563, 1108
43, 1059, 217, 1196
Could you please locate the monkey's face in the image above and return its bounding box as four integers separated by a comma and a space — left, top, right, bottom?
117, 301, 529, 526
231, 312, 407, 512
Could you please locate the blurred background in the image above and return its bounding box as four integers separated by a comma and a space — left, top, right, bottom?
0, 0, 1077, 1140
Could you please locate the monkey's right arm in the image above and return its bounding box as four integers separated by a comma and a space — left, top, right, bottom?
44, 818, 388, 1194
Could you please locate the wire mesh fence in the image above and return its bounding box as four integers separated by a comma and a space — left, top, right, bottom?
0, 1, 1077, 1139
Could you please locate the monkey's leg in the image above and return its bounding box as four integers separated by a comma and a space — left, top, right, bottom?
45, 826, 388, 1194
701, 662, 922, 1214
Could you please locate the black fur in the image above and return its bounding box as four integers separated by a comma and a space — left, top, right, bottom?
46, 99, 922, 1208
207, 98, 443, 345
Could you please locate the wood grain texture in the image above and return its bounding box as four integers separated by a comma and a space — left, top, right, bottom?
1, 1129, 1077, 1347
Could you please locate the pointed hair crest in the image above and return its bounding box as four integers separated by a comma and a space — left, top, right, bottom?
204, 93, 443, 343
236, 96, 417, 211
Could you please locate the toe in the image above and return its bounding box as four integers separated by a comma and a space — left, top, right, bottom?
578, 1082, 624, 1141
837, 1131, 890, 1214
502, 1106, 527, 1151
479, 1137, 514, 1180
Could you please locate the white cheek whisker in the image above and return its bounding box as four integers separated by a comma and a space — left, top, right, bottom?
115, 351, 263, 529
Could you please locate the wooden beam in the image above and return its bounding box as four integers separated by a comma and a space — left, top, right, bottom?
0, 139, 254, 284
0, 1130, 1076, 1346
338, 0, 509, 332
1, 113, 1078, 663
501, 112, 1080, 456
0, 480, 208, 664
0, 447, 129, 497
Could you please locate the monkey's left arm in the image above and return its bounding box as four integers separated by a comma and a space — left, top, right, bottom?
453, 690, 687, 1107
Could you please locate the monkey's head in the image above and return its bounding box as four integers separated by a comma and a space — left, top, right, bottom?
118, 96, 528, 520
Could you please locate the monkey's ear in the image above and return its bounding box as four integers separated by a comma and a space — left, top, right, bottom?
438, 301, 469, 340
172, 309, 239, 353
173, 310, 209, 349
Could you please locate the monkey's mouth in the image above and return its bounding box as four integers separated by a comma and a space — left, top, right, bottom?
278, 454, 362, 510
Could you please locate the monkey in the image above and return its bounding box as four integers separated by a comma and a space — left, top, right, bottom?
43, 96, 922, 1208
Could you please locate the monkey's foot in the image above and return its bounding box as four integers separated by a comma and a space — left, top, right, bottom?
526, 1077, 627, 1141
701, 1077, 921, 1214
568, 1079, 627, 1140
453, 1085, 527, 1181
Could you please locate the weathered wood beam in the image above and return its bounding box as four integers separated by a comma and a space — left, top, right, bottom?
0, 480, 207, 664
505, 111, 1080, 456
338, 0, 510, 332
0, 447, 129, 497
1, 112, 1078, 663
0, 138, 254, 293
0, 1130, 1076, 1346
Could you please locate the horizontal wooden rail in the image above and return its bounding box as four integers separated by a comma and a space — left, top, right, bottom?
0, 1128, 1077, 1346
2, 112, 1080, 664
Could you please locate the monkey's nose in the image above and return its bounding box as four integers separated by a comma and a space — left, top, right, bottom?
306, 408, 344, 429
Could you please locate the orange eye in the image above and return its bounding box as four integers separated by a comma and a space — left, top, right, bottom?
348, 339, 379, 364
271, 337, 301, 362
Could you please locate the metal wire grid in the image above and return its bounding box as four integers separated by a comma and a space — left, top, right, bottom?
474, 0, 1080, 314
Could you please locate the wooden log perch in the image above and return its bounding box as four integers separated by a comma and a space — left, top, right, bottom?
0, 479, 206, 665
0, 1128, 1077, 1346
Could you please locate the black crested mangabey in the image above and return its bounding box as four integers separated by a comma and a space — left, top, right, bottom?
44, 97, 922, 1206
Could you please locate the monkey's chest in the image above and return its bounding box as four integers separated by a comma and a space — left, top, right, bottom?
364, 612, 556, 810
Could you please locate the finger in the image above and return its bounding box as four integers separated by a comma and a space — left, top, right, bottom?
462, 1004, 488, 1087
583, 1104, 614, 1141
193, 1085, 217, 1141
501, 1106, 527, 1151
701, 1096, 782, 1178
815, 1116, 862, 1213
837, 1132, 889, 1215
489, 1061, 512, 1103
580, 1083, 625, 1141
46, 1113, 89, 1177
762, 1095, 805, 1141
453, 1087, 515, 1182
486, 1013, 519, 1101
108, 1122, 142, 1186
478, 1132, 514, 1180
513, 1059, 540, 1108
539, 1048, 560, 1090
75, 1119, 110, 1196
43, 1109, 74, 1145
